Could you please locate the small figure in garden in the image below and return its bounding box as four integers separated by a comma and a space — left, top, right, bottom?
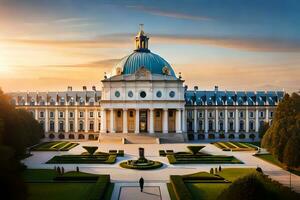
210, 168, 214, 174
139, 177, 144, 192
215, 167, 218, 174
76, 166, 79, 172
57, 167, 61, 175
219, 165, 222, 172
62, 167, 64, 174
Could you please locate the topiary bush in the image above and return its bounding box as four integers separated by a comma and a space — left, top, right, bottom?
83, 146, 98, 156
187, 146, 205, 155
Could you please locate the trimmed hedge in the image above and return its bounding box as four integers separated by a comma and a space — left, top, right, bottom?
46, 155, 117, 164
31, 141, 79, 151
88, 175, 111, 200
167, 154, 242, 164
119, 160, 163, 170
170, 175, 193, 200
159, 150, 166, 157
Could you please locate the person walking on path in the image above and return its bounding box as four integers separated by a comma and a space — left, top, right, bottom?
139, 177, 144, 192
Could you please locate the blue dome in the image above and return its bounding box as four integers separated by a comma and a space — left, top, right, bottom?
113, 51, 176, 77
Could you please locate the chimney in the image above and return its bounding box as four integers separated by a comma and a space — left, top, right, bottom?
67, 86, 72, 91
83, 86, 87, 91
92, 86, 96, 91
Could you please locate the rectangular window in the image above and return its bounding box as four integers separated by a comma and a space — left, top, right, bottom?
240, 111, 244, 118
79, 112, 84, 118
198, 111, 203, 118
229, 112, 234, 118
219, 112, 223, 118
98, 112, 101, 118
209, 112, 213, 118
39, 111, 44, 118
50, 111, 54, 118
250, 111, 254, 118
59, 112, 64, 118
270, 111, 273, 118
90, 111, 94, 118
260, 111, 264, 118
69, 112, 74, 118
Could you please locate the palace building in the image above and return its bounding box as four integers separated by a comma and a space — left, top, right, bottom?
9, 27, 284, 142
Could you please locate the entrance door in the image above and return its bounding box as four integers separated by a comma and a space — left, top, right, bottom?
139, 110, 148, 133
154, 110, 162, 132
128, 110, 135, 133
115, 110, 123, 133
168, 110, 176, 132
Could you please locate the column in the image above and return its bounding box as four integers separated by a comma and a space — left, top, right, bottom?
149, 108, 154, 134
235, 108, 239, 133
100, 109, 106, 133
54, 108, 58, 133
182, 109, 186, 132
176, 109, 182, 133
224, 107, 228, 133
255, 108, 259, 132
245, 108, 249, 132
135, 109, 139, 134
74, 108, 78, 132
266, 108, 269, 123
204, 109, 208, 133
35, 109, 38, 120
215, 108, 219, 132
163, 108, 168, 134
193, 108, 197, 133
85, 108, 88, 133
110, 109, 115, 133
94, 109, 98, 132
45, 108, 49, 132
65, 108, 69, 132
123, 109, 128, 134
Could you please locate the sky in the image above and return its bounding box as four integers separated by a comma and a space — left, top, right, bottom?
0, 0, 299, 93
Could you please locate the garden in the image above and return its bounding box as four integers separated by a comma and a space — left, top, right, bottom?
167, 168, 300, 200
213, 142, 258, 151
161, 146, 242, 164
23, 169, 114, 200
46, 146, 124, 164
30, 141, 79, 151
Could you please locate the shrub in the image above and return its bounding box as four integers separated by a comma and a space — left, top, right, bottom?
119, 160, 163, 170
88, 175, 110, 200
256, 167, 263, 173
159, 150, 166, 157
210, 168, 214, 174
229, 134, 235, 139
117, 150, 124, 157
187, 146, 205, 155
219, 165, 222, 171
82, 146, 98, 155
166, 150, 174, 155
109, 150, 117, 155
219, 133, 225, 139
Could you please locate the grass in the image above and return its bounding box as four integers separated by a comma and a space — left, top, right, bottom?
167, 154, 242, 164
27, 183, 95, 200
31, 141, 78, 151
23, 169, 113, 200
254, 154, 300, 176
169, 168, 256, 200
167, 183, 177, 200
213, 142, 258, 151
46, 154, 117, 164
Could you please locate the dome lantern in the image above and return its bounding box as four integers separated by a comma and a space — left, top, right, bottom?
135, 24, 150, 53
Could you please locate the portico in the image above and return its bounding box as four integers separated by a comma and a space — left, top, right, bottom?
100, 108, 183, 134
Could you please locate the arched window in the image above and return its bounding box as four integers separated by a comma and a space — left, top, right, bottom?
89, 121, 94, 131
39, 121, 45, 131
219, 121, 224, 131
239, 120, 244, 131
208, 120, 213, 131
229, 121, 234, 131
249, 121, 254, 131
69, 121, 74, 132
59, 121, 64, 132
79, 121, 84, 131
50, 121, 55, 132
199, 120, 203, 131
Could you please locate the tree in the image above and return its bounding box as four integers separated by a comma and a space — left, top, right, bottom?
259, 122, 270, 139
261, 93, 300, 167
83, 146, 98, 156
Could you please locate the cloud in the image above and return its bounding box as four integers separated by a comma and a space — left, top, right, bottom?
54, 17, 89, 23
127, 5, 212, 21
3, 33, 300, 52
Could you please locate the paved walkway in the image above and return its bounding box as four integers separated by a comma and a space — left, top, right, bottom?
112, 182, 170, 200
23, 141, 300, 194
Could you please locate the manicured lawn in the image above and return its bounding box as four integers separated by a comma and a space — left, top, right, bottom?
213, 142, 258, 151
27, 183, 95, 200
167, 154, 242, 164
46, 154, 117, 164
254, 154, 300, 176
30, 141, 78, 151
168, 168, 256, 200
23, 169, 113, 200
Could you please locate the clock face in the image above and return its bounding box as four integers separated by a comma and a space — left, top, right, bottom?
162, 66, 170, 75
